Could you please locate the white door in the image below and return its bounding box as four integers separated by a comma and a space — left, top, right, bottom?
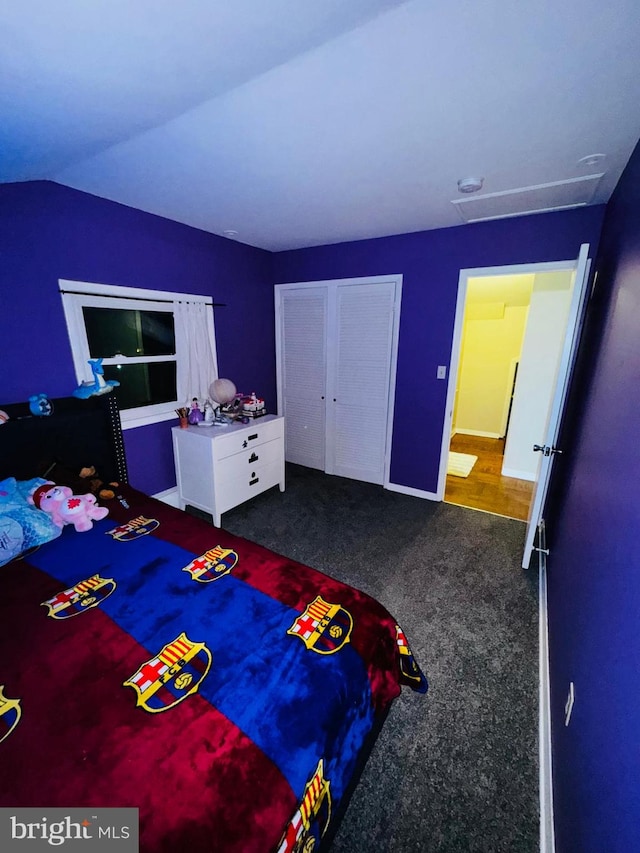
522, 243, 591, 568
278, 287, 327, 470
326, 282, 396, 484
275, 276, 402, 486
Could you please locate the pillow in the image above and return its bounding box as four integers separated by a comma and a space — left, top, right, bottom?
0, 477, 63, 567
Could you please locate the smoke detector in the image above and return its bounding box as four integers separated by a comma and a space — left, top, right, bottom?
457, 177, 484, 194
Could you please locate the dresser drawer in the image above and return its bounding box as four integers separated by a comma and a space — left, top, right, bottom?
213, 438, 281, 485
212, 417, 283, 462
215, 458, 283, 515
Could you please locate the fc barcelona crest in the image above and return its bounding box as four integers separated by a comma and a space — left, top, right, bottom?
183, 546, 238, 582
0, 686, 21, 745
106, 516, 160, 541
123, 633, 212, 713
277, 759, 332, 853
287, 596, 353, 655
395, 624, 428, 693
42, 574, 116, 619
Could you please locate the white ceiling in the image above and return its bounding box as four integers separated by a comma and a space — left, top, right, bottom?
2, 0, 640, 251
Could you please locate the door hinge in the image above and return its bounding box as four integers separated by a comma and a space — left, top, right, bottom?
533, 520, 549, 557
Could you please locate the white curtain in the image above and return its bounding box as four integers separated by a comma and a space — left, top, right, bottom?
175, 300, 219, 404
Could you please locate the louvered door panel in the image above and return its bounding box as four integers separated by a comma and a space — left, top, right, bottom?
280, 288, 327, 469
327, 282, 396, 484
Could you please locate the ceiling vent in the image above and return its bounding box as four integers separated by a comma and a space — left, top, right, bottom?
451, 173, 604, 224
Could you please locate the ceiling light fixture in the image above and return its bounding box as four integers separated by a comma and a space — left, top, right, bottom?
223, 229, 239, 239
578, 154, 605, 167
457, 176, 484, 194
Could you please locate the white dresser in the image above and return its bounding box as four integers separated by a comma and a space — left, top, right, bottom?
172, 415, 285, 526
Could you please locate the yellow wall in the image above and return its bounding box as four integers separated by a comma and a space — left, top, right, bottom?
454, 275, 533, 437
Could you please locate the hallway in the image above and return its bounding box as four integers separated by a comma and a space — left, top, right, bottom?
445, 434, 534, 521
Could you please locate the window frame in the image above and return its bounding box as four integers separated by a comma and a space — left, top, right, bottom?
60, 279, 213, 430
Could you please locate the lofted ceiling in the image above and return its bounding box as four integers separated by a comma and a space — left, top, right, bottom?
2, 0, 640, 251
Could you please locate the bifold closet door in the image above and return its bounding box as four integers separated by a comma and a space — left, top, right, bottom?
326, 282, 396, 485
279, 287, 327, 470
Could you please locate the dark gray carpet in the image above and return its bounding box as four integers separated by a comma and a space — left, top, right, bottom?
205, 463, 539, 852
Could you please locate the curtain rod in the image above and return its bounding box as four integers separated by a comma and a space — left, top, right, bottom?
59, 288, 226, 308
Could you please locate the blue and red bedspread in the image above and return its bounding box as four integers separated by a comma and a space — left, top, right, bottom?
0, 486, 426, 852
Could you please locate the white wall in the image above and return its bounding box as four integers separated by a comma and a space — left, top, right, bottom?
502, 270, 574, 480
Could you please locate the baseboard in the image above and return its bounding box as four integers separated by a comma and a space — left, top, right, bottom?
385, 482, 439, 500
539, 556, 556, 853
453, 428, 502, 439
153, 487, 180, 508
501, 466, 536, 482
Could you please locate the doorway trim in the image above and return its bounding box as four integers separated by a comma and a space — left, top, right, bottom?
436, 259, 577, 501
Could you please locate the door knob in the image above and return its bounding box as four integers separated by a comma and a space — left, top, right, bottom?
533, 444, 563, 457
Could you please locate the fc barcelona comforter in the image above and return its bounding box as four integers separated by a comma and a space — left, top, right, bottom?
0, 486, 427, 852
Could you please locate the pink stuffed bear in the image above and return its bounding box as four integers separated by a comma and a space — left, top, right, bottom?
30, 482, 109, 532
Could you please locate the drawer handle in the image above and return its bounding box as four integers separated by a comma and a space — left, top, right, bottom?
249, 476, 259, 486
248, 433, 258, 441
248, 452, 258, 463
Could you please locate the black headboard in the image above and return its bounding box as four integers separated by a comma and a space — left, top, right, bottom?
0, 395, 128, 484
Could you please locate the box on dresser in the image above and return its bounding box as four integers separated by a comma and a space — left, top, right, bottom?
172, 414, 285, 526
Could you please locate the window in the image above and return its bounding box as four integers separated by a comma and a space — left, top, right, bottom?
60, 280, 218, 429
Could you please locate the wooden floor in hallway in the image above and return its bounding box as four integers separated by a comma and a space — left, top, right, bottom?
445, 434, 534, 521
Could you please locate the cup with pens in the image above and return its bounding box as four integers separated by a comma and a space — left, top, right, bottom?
176, 407, 190, 429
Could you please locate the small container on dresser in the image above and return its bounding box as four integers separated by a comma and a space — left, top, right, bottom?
172, 415, 285, 527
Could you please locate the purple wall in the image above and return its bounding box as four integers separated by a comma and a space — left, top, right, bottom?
273, 207, 605, 492
0, 181, 274, 495
546, 141, 640, 852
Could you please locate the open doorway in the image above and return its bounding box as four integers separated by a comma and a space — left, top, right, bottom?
442, 265, 576, 521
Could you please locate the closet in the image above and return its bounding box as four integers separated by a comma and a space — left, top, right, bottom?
275, 275, 402, 486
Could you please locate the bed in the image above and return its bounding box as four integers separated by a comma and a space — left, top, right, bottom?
0, 396, 427, 852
